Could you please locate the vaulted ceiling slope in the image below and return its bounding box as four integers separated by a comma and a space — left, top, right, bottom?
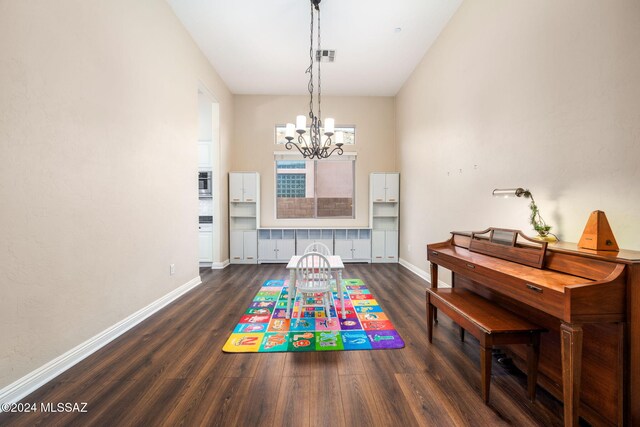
167, 0, 462, 96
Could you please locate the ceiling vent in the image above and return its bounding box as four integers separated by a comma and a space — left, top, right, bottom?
316, 49, 336, 62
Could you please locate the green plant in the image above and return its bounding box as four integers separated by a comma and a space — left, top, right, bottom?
493, 187, 557, 239
528, 198, 551, 236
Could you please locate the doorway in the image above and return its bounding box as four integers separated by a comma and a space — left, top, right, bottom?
197, 85, 221, 268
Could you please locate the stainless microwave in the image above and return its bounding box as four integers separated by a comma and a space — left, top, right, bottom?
199, 171, 212, 197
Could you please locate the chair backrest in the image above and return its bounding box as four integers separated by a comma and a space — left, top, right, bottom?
303, 242, 332, 256
296, 252, 332, 291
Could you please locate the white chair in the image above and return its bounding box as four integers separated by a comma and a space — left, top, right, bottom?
293, 252, 333, 324
302, 241, 347, 317
303, 241, 335, 287
303, 242, 332, 256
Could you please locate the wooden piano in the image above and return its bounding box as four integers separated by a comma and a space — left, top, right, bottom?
427, 228, 640, 427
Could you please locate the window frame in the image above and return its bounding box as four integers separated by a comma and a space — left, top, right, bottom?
274, 155, 356, 220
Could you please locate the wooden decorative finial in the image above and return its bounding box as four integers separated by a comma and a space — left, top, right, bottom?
578, 211, 619, 251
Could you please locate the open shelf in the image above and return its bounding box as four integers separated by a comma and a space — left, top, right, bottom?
230, 203, 256, 217
372, 203, 398, 217
231, 217, 256, 231
373, 217, 398, 231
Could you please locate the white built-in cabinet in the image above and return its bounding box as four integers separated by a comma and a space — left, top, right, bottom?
230, 230, 258, 263
198, 141, 212, 169
199, 223, 213, 263
371, 172, 399, 203
334, 229, 372, 261
229, 172, 259, 264
230, 172, 257, 203
371, 230, 398, 263
258, 229, 296, 262
370, 173, 399, 263
257, 228, 371, 263
226, 172, 400, 264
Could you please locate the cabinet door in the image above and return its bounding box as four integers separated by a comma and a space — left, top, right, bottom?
371, 173, 386, 202
334, 240, 353, 260
353, 238, 371, 260
277, 239, 296, 260
385, 230, 398, 261
371, 230, 386, 262
230, 230, 244, 262
229, 173, 243, 202
258, 238, 276, 261
318, 239, 334, 254
242, 173, 257, 202
198, 142, 212, 169
199, 231, 213, 262
385, 173, 399, 202
296, 239, 312, 255
243, 231, 257, 262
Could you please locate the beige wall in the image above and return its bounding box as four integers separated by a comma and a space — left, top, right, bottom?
0, 0, 233, 387
233, 95, 396, 227
396, 0, 640, 277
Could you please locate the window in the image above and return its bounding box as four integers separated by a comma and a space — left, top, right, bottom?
276, 159, 354, 219
276, 173, 306, 198
274, 125, 356, 145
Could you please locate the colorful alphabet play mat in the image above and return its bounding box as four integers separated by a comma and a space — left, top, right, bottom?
222, 278, 405, 353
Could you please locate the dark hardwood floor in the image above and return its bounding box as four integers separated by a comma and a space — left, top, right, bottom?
0, 264, 566, 426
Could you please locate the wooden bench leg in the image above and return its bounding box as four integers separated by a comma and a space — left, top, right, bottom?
480, 345, 492, 404
460, 326, 465, 342
426, 293, 434, 343
527, 333, 541, 402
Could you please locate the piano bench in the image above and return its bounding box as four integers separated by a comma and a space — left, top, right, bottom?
426, 287, 545, 404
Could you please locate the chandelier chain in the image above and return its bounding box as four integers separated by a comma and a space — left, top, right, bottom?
307, 3, 314, 120
317, 6, 321, 124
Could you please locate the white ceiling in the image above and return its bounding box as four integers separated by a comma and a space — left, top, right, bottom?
167, 0, 462, 96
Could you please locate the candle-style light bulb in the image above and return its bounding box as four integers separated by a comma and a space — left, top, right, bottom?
324, 118, 335, 135
285, 123, 295, 139
296, 115, 307, 133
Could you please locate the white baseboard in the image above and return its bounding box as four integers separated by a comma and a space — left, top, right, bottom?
399, 258, 450, 288
210, 259, 229, 269
0, 275, 202, 408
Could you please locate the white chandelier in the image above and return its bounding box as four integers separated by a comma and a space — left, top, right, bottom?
284, 0, 343, 160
